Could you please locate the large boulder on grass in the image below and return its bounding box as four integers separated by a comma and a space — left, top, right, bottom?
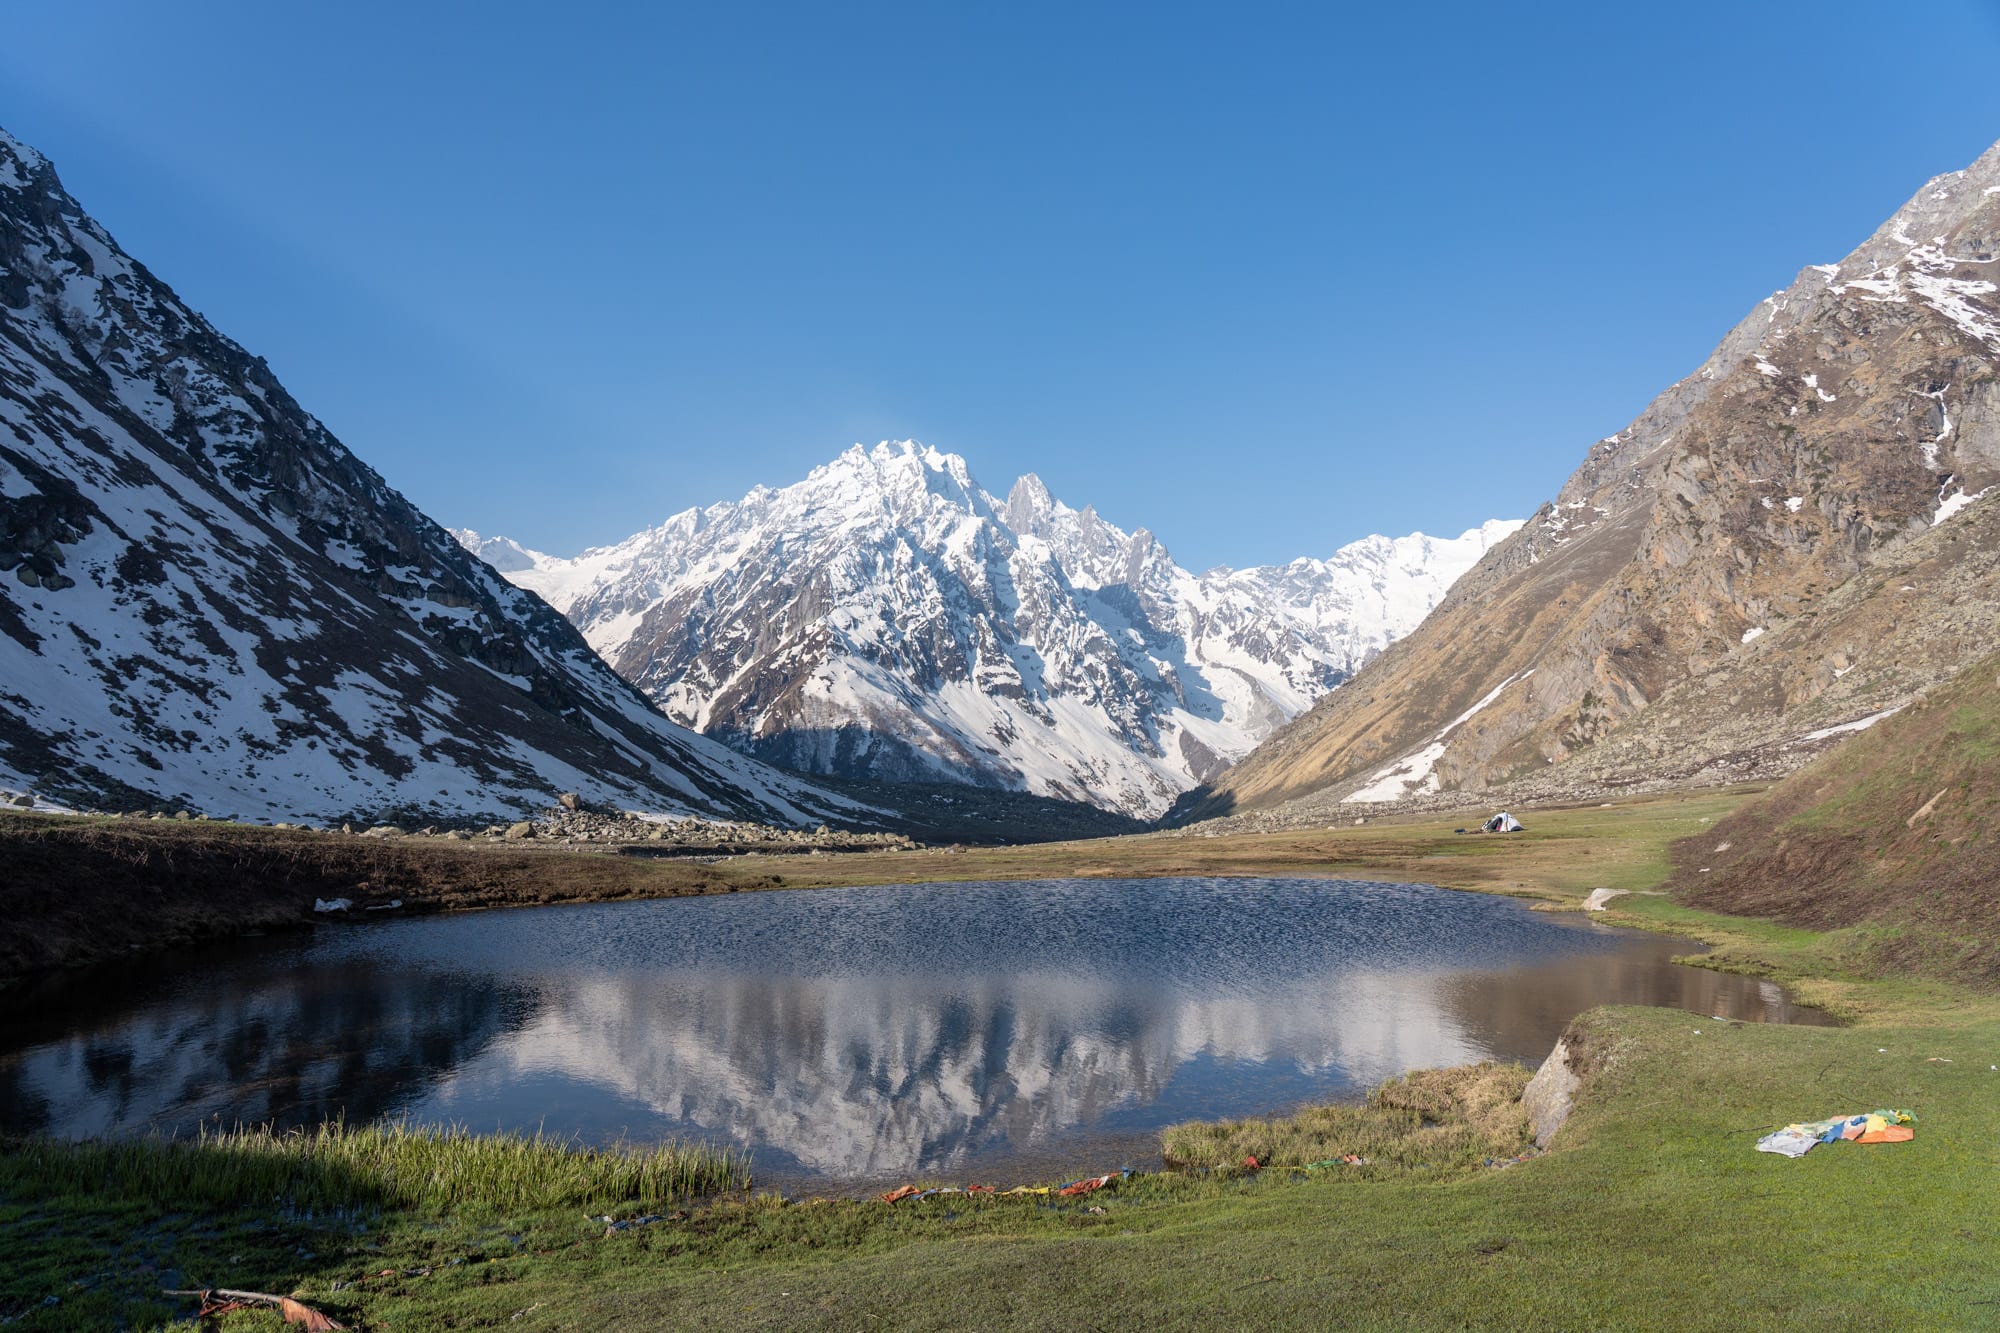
1522, 1037, 1583, 1147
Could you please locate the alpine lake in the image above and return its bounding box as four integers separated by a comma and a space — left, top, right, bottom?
0, 877, 1829, 1195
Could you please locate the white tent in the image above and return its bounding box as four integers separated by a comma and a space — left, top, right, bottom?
1482, 811, 1523, 833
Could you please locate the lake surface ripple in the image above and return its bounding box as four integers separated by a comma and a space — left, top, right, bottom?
0, 877, 1825, 1187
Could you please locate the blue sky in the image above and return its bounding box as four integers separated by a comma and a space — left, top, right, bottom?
6, 2, 2000, 571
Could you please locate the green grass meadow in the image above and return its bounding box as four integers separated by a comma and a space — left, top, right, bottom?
5, 792, 1999, 1330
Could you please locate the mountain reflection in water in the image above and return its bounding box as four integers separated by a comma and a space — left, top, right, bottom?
0, 878, 1826, 1183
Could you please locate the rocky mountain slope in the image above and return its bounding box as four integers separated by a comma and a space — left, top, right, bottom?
0, 126, 871, 827
461, 444, 1516, 817
1181, 138, 2000, 822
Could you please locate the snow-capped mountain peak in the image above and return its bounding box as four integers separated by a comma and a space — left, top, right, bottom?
465, 446, 1517, 817
448, 529, 548, 574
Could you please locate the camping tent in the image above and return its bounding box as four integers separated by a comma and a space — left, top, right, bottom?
1482, 812, 1523, 833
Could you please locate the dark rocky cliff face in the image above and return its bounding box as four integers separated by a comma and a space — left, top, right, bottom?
1188, 140, 2000, 820
0, 127, 865, 826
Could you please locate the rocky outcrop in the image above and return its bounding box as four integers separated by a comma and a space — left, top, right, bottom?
1183, 138, 2000, 820
490, 796, 916, 853
1520, 1036, 1582, 1148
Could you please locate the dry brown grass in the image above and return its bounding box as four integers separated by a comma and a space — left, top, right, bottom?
1159, 1062, 1534, 1172
747, 790, 1757, 903
0, 813, 757, 980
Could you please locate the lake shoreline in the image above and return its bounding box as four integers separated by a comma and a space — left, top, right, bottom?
3, 876, 1821, 1182
0, 791, 1750, 988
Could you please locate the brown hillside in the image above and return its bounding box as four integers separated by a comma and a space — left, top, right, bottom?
1667, 648, 2000, 986
1179, 139, 2000, 822
0, 814, 747, 983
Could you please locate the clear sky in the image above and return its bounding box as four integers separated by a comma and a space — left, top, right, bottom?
6, 2, 2000, 572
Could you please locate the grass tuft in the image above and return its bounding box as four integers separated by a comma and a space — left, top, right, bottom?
0, 1119, 748, 1215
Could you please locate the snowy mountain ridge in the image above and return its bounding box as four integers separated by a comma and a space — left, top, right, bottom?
461, 443, 1518, 817
0, 124, 870, 826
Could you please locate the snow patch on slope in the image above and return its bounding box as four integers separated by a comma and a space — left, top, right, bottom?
1343, 671, 1533, 804
1799, 707, 1904, 742
1934, 484, 1989, 525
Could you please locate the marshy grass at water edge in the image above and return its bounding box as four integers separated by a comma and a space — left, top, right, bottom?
1160, 1062, 1537, 1174
0, 1119, 751, 1216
